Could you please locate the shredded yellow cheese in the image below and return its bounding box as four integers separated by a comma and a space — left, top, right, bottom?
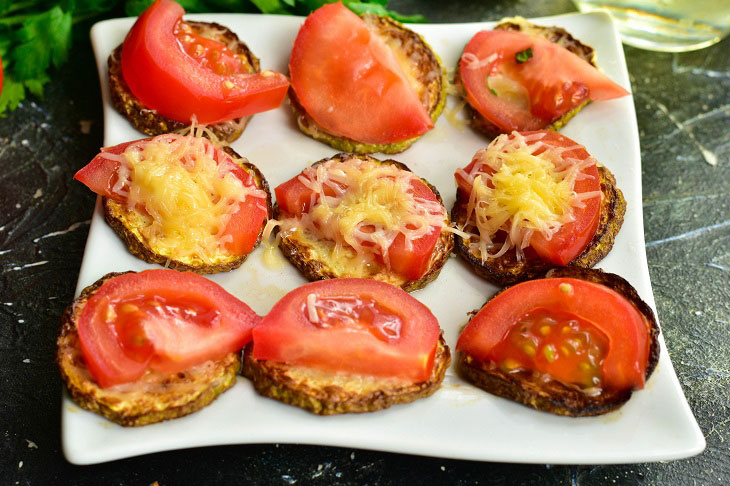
280, 157, 447, 273
457, 131, 601, 260
101, 133, 266, 263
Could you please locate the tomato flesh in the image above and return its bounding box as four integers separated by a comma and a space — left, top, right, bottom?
275, 176, 335, 217
175, 22, 246, 77
78, 270, 260, 388
121, 0, 289, 124
74, 136, 268, 257
456, 278, 651, 391
454, 130, 600, 266
289, 2, 433, 145
459, 30, 629, 132
253, 279, 440, 381
488, 308, 609, 389
275, 169, 442, 280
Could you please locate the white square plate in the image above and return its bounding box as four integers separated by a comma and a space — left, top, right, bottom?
64, 11, 705, 465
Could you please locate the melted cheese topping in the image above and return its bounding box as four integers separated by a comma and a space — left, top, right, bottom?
456, 131, 601, 260
101, 134, 266, 263
281, 157, 447, 276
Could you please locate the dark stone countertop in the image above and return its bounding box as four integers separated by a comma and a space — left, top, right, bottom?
1, 1, 728, 484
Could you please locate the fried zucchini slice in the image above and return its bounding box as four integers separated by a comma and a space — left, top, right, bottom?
457, 267, 660, 417
452, 164, 626, 287
455, 17, 597, 138
57, 272, 240, 427
103, 145, 272, 274
289, 14, 447, 154
275, 153, 454, 292
109, 21, 260, 143
242, 336, 450, 415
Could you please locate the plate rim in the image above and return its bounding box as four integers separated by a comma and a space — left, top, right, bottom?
64, 10, 705, 465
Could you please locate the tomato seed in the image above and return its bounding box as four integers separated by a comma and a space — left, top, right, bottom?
559, 282, 574, 295
544, 344, 557, 362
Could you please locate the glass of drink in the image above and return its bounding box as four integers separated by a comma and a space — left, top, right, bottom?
573, 0, 730, 51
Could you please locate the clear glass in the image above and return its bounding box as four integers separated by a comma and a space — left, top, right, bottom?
573, 0, 730, 52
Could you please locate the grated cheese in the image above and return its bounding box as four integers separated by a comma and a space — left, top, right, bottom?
458, 131, 601, 260
280, 157, 447, 274
99, 133, 266, 263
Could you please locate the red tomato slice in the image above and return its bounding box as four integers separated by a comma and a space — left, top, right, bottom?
74, 136, 268, 256
386, 178, 442, 280
275, 169, 442, 280
252, 278, 440, 381
275, 176, 332, 217
289, 2, 433, 145
78, 270, 260, 387
74, 141, 137, 202
459, 30, 629, 133
456, 277, 651, 391
121, 0, 289, 124
454, 130, 601, 266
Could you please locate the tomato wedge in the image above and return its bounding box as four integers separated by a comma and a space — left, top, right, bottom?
289, 2, 433, 145
275, 160, 443, 280
252, 278, 440, 381
386, 178, 442, 280
78, 270, 260, 387
74, 134, 268, 256
459, 29, 629, 133
454, 130, 601, 266
456, 277, 652, 391
121, 0, 289, 124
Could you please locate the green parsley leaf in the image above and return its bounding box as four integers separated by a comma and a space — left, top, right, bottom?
515, 47, 533, 64
12, 6, 72, 80
248, 0, 290, 14
0, 0, 11, 16
124, 0, 152, 15
346, 2, 425, 23
0, 75, 27, 114
24, 74, 51, 97
489, 88, 497, 96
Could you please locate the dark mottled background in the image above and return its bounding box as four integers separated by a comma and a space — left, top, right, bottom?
1, 0, 728, 484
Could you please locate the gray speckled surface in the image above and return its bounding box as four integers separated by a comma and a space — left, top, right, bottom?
1, 0, 729, 484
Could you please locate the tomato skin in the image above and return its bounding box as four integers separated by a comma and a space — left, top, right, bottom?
456, 277, 651, 390
454, 130, 601, 266
121, 0, 289, 124
275, 176, 324, 217
289, 2, 432, 144
459, 30, 629, 132
74, 136, 268, 257
78, 270, 260, 388
275, 167, 442, 280
74, 141, 137, 202
525, 132, 601, 265
252, 278, 440, 381
386, 178, 442, 280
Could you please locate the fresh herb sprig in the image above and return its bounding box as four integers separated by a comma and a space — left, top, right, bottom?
0, 0, 424, 115
124, 0, 425, 23
0, 0, 119, 115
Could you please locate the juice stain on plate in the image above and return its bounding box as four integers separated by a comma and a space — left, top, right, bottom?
235, 266, 290, 314
262, 243, 286, 270
440, 381, 485, 406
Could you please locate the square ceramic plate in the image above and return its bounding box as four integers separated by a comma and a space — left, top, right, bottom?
64, 11, 705, 465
